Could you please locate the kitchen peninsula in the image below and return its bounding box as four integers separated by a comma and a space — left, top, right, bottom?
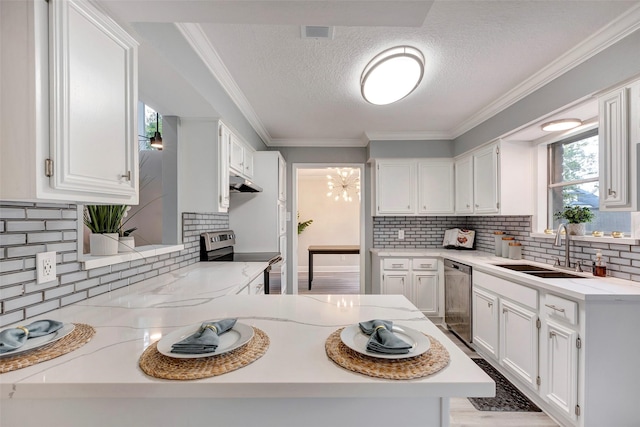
0, 262, 493, 427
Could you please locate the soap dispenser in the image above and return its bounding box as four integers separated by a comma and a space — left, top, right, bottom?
593, 250, 607, 277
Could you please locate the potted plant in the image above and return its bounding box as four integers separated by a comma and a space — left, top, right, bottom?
83, 205, 128, 255
297, 212, 313, 235
554, 205, 594, 236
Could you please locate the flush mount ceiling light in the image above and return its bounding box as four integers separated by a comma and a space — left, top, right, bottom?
361, 46, 424, 105
540, 118, 583, 132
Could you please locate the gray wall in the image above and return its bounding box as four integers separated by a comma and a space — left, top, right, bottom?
454, 28, 640, 155
368, 139, 454, 159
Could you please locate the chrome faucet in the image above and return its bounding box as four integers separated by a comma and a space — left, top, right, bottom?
553, 223, 571, 269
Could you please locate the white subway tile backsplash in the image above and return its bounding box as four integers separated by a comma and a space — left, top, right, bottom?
0, 310, 24, 328
26, 299, 60, 318
4, 293, 43, 311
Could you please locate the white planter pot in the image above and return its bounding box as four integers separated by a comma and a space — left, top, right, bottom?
566, 223, 586, 236
118, 236, 135, 253
90, 233, 119, 256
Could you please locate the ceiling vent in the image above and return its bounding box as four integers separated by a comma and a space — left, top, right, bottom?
301, 26, 334, 40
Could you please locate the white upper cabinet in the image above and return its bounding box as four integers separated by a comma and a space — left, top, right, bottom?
0, 0, 139, 204
454, 140, 533, 216
178, 119, 229, 213
598, 78, 640, 211
229, 133, 255, 179
473, 143, 499, 214
374, 160, 416, 215
454, 155, 474, 214
418, 159, 454, 215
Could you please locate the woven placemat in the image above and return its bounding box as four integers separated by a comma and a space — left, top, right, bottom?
0, 323, 96, 374
139, 327, 269, 380
325, 328, 450, 380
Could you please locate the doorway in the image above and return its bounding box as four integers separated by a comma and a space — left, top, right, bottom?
291, 163, 365, 294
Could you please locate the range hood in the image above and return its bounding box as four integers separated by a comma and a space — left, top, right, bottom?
229, 175, 263, 193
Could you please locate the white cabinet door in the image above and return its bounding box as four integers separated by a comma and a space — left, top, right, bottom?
418, 160, 454, 214
599, 86, 630, 210
473, 143, 499, 214
375, 160, 416, 215
381, 272, 411, 300
455, 156, 474, 214
500, 299, 539, 389
50, 0, 138, 202
243, 147, 254, 179
229, 134, 245, 175
1, 0, 139, 204
544, 320, 579, 421
218, 124, 231, 210
472, 288, 499, 359
278, 155, 286, 201
413, 272, 438, 315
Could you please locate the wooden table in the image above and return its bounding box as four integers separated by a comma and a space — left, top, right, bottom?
307, 245, 360, 290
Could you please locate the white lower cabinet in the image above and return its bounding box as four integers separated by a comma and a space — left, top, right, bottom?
543, 320, 579, 421
499, 299, 538, 389
413, 272, 438, 314
376, 256, 440, 316
381, 272, 411, 301
472, 288, 499, 359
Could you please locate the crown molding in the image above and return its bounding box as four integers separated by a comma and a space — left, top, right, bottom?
364, 130, 453, 142
270, 138, 367, 147
175, 23, 273, 145
450, 3, 640, 139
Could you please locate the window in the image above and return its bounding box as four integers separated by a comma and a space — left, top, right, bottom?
548, 129, 630, 233
138, 102, 162, 151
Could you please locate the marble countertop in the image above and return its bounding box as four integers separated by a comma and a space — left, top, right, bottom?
0, 261, 493, 400
371, 248, 640, 301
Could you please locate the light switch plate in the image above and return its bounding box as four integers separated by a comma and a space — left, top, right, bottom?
36, 251, 57, 284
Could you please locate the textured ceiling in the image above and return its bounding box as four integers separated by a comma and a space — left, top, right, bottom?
99, 0, 640, 146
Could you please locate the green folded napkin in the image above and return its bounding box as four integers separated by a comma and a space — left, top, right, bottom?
171, 319, 237, 354
358, 319, 412, 355
0, 319, 64, 354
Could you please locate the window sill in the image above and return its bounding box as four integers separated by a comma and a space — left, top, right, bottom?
530, 232, 640, 245
80, 244, 185, 270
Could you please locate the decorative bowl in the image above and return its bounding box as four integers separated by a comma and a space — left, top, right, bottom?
611, 231, 624, 238
591, 231, 604, 237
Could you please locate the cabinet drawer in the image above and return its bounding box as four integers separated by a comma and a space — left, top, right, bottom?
412, 258, 438, 270
382, 258, 409, 270
544, 294, 578, 325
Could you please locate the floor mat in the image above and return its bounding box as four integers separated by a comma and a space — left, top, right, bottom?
468, 358, 542, 412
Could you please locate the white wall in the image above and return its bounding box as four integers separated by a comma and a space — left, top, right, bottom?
297, 171, 360, 272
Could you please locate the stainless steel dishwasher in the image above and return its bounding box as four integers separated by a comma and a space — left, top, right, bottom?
444, 259, 472, 346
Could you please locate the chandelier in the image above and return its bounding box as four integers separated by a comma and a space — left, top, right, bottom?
326, 168, 360, 202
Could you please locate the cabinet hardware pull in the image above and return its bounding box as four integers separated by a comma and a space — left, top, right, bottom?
391, 264, 404, 268
545, 304, 566, 313
475, 204, 479, 208
420, 264, 432, 268
466, 204, 470, 208
121, 171, 131, 181
502, 308, 507, 313
488, 302, 493, 308
549, 331, 557, 338
608, 188, 617, 197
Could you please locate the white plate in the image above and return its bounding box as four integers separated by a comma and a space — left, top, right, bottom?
157, 321, 254, 359
0, 323, 75, 358
340, 324, 430, 360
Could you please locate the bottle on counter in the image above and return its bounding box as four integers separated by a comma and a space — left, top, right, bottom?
501, 236, 515, 258
493, 231, 505, 256
508, 242, 523, 260
593, 250, 607, 277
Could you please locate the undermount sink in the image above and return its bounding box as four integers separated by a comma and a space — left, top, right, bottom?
493, 263, 589, 279
493, 264, 556, 272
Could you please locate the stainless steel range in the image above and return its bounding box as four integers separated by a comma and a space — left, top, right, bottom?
200, 230, 282, 294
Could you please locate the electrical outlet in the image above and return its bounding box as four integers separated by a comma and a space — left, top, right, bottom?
398, 230, 405, 240
36, 251, 57, 284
